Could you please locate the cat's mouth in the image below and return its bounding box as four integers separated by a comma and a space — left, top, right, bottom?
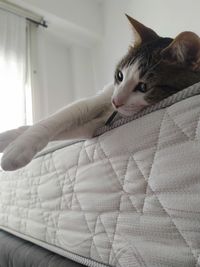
111, 99, 135, 116
105, 105, 139, 126
112, 96, 149, 117
115, 105, 146, 117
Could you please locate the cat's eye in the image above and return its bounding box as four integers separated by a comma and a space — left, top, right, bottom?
116, 70, 123, 83
135, 82, 147, 93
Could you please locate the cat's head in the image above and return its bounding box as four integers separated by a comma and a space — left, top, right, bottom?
112, 15, 200, 116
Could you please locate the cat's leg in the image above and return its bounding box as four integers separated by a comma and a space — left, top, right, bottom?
1, 83, 114, 171
0, 126, 29, 152
51, 114, 109, 140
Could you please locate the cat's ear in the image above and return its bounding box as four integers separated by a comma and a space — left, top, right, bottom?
125, 14, 159, 47
161, 31, 200, 71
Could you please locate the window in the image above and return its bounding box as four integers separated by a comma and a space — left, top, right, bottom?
0, 9, 32, 133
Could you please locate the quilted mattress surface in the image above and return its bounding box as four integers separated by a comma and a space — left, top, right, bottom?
0, 93, 200, 266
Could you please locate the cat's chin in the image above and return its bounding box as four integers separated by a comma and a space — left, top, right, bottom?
117, 108, 142, 117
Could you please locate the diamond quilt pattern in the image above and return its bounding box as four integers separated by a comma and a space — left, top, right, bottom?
1, 95, 200, 266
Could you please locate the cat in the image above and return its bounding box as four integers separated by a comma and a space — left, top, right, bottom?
0, 14, 200, 171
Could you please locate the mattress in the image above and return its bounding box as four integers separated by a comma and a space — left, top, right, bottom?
0, 83, 200, 267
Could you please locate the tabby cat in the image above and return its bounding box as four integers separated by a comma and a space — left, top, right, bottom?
0, 15, 200, 171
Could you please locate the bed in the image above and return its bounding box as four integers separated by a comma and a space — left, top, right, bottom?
0, 82, 200, 267
0, 230, 85, 267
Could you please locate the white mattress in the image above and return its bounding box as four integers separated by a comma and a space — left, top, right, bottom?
0, 92, 200, 267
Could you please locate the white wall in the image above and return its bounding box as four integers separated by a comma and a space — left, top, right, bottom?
29, 28, 75, 122
18, 0, 103, 36
70, 46, 95, 99
93, 0, 132, 91
10, 0, 103, 45
36, 30, 74, 118
33, 29, 97, 121
129, 0, 200, 37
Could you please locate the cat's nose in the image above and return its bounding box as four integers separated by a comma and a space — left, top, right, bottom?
112, 98, 124, 108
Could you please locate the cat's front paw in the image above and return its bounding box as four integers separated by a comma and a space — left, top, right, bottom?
0, 129, 22, 152
1, 141, 36, 171
0, 126, 29, 152
1, 136, 48, 171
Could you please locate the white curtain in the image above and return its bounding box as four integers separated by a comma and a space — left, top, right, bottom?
0, 9, 28, 133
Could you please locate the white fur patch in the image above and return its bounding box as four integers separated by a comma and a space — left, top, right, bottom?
112, 60, 140, 104
112, 59, 149, 116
